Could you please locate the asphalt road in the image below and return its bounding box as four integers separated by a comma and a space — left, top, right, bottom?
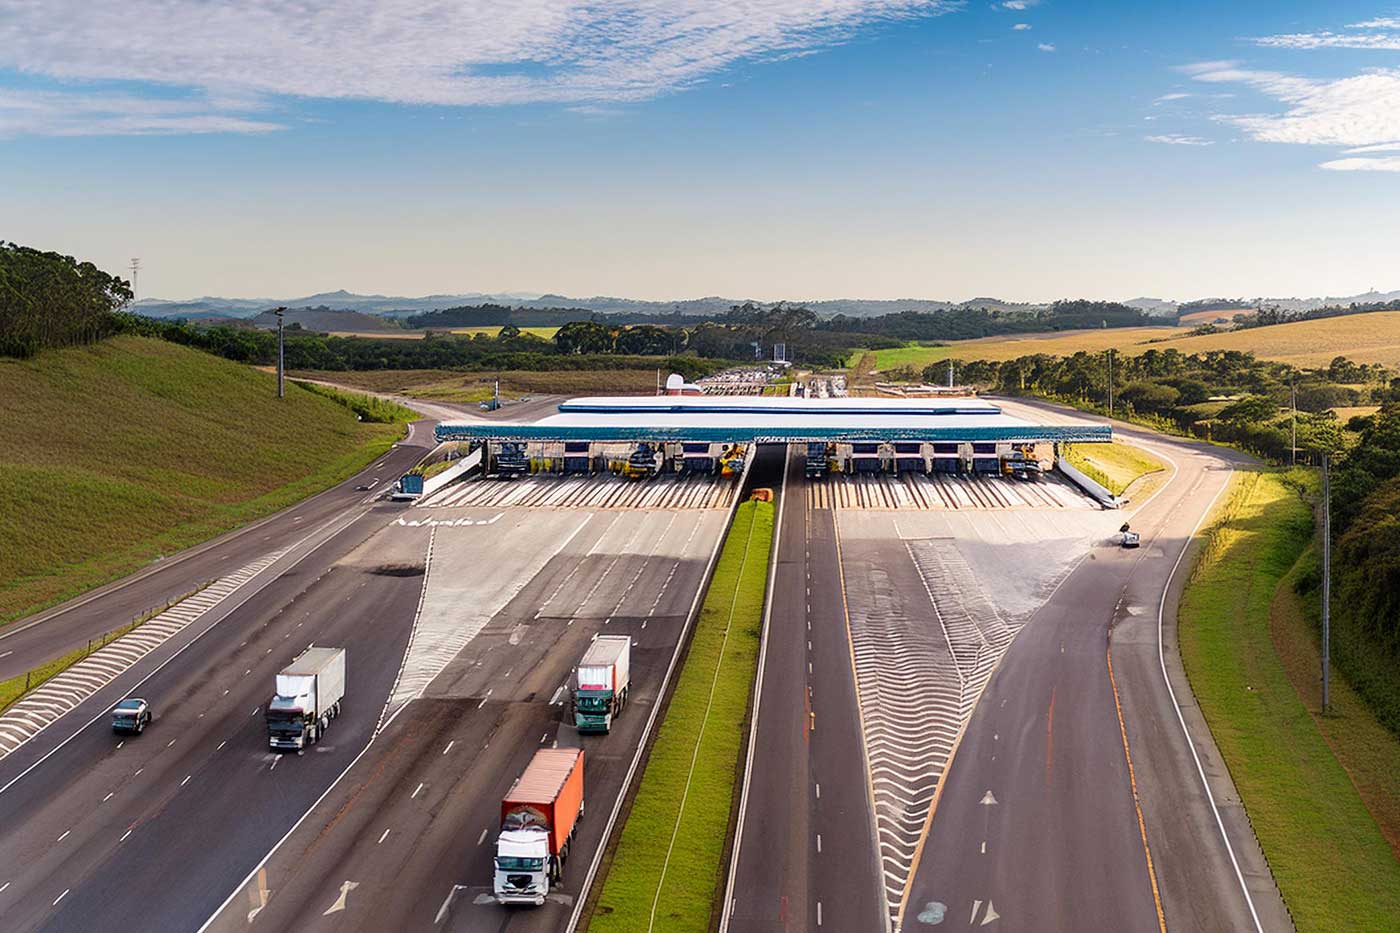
0, 419, 437, 682
726, 448, 885, 933
201, 504, 731, 933
0, 503, 429, 932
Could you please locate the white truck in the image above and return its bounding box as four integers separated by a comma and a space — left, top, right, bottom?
265, 646, 346, 751
572, 636, 631, 734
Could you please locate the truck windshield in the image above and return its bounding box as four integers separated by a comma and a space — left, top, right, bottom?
575, 693, 611, 712
496, 857, 545, 872
266, 710, 302, 728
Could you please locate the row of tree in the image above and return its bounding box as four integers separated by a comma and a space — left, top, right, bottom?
0, 242, 133, 358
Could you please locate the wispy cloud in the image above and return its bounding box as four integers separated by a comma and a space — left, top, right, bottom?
1319, 155, 1400, 172
1145, 133, 1213, 146
0, 1, 961, 136
1252, 15, 1400, 51
1153, 92, 1191, 103
0, 88, 282, 137
1351, 18, 1400, 29
1037, 43, 1056, 53
1013, 23, 1032, 31
1000, 0, 1038, 9
1182, 61, 1400, 148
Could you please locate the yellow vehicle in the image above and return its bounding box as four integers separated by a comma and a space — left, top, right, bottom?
719, 444, 747, 477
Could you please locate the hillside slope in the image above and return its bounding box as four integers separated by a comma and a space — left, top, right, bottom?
0, 336, 405, 623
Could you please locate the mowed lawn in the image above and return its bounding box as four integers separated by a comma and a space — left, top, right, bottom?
863, 310, 1400, 373
589, 499, 773, 933
0, 336, 405, 624
1062, 441, 1165, 496
1178, 471, 1400, 931
321, 325, 560, 340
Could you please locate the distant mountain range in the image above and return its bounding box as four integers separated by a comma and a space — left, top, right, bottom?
130, 288, 1400, 322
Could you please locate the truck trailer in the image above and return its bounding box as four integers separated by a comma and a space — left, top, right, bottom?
494, 748, 585, 905
266, 646, 346, 751
573, 636, 631, 734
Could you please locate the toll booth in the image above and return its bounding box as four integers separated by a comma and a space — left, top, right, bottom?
893, 442, 926, 474
805, 442, 832, 479
679, 442, 716, 475
493, 441, 530, 477
562, 442, 592, 474
931, 442, 961, 474
971, 442, 1000, 474
849, 442, 883, 474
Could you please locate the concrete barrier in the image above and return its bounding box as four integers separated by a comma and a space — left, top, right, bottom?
421, 449, 482, 498
1055, 457, 1121, 509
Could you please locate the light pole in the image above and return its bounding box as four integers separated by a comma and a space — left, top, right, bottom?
274, 306, 286, 399
1321, 452, 1331, 712
1290, 381, 1298, 467
1106, 348, 1114, 418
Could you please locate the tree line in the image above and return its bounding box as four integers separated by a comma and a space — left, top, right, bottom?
0, 242, 133, 358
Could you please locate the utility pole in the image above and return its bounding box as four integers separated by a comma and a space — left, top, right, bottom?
1290, 381, 1298, 467
1322, 452, 1331, 713
947, 360, 954, 389
1107, 348, 1114, 417
129, 258, 141, 300
274, 306, 286, 399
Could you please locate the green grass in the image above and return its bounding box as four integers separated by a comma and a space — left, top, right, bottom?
0, 336, 407, 625
1178, 471, 1400, 931
292, 380, 417, 423
589, 499, 774, 933
291, 367, 662, 402
1062, 441, 1165, 496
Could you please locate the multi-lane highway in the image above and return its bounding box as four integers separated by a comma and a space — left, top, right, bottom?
726, 401, 1292, 932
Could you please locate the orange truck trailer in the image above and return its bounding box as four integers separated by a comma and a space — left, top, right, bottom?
493, 747, 585, 905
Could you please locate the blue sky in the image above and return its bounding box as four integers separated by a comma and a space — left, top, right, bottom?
4, 1, 1400, 302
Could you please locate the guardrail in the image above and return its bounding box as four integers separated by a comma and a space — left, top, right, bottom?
1055, 457, 1121, 509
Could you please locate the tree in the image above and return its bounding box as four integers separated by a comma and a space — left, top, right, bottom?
1118, 381, 1180, 414
0, 242, 133, 357
553, 320, 613, 354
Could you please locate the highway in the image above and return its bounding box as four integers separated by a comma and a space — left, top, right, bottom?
727, 404, 1292, 932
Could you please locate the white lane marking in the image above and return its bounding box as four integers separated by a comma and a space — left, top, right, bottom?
817, 901, 823, 927
0, 881, 9, 893
120, 828, 133, 842
442, 741, 454, 755
216, 741, 226, 751
116, 741, 123, 750
54, 888, 70, 906
435, 884, 468, 925
411, 782, 424, 799
134, 768, 143, 776
549, 685, 566, 706
477, 828, 488, 846
180, 775, 192, 787
0, 651, 11, 659
981, 841, 987, 854
540, 733, 548, 744
322, 880, 358, 916
971, 900, 982, 923
167, 739, 176, 747
816, 834, 822, 853
269, 757, 280, 772
103, 792, 114, 802
378, 829, 391, 845
815, 783, 820, 799
57, 830, 70, 842
1151, 452, 1264, 933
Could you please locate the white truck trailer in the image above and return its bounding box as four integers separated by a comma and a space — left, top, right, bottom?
572, 636, 631, 734
266, 646, 346, 751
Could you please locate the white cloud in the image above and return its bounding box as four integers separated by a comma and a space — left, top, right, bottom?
1001, 0, 1038, 9
1319, 156, 1400, 172
1351, 17, 1400, 28
1254, 30, 1400, 51
1037, 43, 1056, 52
1183, 61, 1400, 147
1145, 133, 1213, 146
0, 89, 282, 137
1153, 92, 1191, 103
1345, 142, 1400, 153
0, 1, 960, 136
1013, 23, 1032, 31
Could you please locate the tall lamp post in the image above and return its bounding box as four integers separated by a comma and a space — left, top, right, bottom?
1322, 452, 1331, 712
274, 306, 286, 399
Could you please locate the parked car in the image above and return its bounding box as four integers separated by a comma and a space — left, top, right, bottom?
112, 698, 152, 735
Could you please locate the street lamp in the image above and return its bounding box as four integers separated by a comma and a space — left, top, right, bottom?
274, 306, 287, 399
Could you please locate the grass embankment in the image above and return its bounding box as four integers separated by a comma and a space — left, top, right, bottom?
859, 310, 1400, 374
1062, 441, 1165, 496
0, 336, 408, 625
292, 367, 660, 402
1178, 471, 1400, 930
589, 498, 774, 933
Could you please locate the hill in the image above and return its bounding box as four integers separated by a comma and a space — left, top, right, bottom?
866, 311, 1400, 372
247, 307, 407, 333
0, 336, 407, 623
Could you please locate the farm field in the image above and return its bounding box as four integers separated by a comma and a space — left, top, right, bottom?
320, 325, 559, 340
862, 311, 1400, 373
291, 366, 660, 402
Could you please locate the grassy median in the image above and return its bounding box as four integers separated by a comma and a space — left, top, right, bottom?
588, 498, 774, 933
0, 336, 408, 625
1178, 470, 1400, 931
1063, 440, 1165, 496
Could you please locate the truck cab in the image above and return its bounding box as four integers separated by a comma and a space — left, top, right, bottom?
494, 823, 554, 905
495, 442, 530, 477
